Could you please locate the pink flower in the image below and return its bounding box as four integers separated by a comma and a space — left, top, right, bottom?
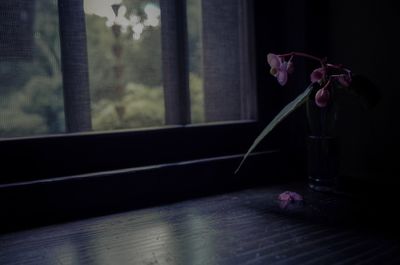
267, 53, 292, 86
315, 88, 330, 107
310, 67, 326, 83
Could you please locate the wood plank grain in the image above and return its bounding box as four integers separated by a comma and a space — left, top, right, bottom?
1, 185, 399, 265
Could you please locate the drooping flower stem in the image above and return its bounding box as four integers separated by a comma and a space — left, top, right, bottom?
279, 52, 323, 63
322, 77, 332, 90
278, 52, 351, 74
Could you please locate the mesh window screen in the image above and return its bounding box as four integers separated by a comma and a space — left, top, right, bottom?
84, 0, 165, 131
187, 0, 204, 123
0, 0, 65, 138
0, 1, 34, 60
201, 0, 256, 122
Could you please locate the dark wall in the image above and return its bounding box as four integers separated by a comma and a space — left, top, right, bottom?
326, 1, 400, 182
255, 0, 400, 183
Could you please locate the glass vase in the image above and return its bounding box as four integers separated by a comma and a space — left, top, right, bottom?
307, 136, 339, 192
306, 84, 339, 192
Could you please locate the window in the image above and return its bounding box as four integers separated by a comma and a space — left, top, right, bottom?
1, 0, 288, 231
0, 0, 272, 186
0, 0, 256, 138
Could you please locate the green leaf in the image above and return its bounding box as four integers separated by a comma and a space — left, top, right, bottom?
235, 83, 314, 174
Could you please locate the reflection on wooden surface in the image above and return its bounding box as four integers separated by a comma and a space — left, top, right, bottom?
1, 184, 400, 264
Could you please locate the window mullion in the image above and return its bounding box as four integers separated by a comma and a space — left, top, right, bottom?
160, 0, 191, 125
58, 0, 92, 132
238, 0, 257, 120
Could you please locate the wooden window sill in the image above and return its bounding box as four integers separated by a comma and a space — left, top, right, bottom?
1, 182, 399, 264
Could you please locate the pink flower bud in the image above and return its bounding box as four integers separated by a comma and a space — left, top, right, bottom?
337, 74, 351, 87
310, 68, 326, 83
315, 88, 330, 108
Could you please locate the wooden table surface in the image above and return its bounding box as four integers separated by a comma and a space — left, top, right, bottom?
1, 183, 400, 265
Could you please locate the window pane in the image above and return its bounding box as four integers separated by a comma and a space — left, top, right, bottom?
0, 0, 65, 138
187, 0, 256, 123
84, 0, 164, 131
187, 0, 204, 123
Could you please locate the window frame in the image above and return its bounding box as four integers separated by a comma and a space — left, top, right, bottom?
58, 0, 92, 132
0, 0, 303, 232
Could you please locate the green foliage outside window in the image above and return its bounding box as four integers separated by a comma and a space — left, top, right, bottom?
0, 0, 204, 138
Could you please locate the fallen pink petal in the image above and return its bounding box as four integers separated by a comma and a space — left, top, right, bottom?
288, 191, 303, 201
278, 191, 292, 201
278, 191, 303, 202
279, 200, 290, 209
